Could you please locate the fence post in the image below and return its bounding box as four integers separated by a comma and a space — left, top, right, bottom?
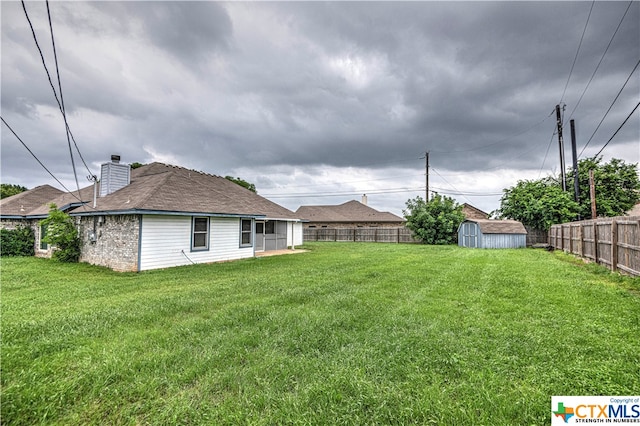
611, 219, 618, 272
593, 221, 599, 265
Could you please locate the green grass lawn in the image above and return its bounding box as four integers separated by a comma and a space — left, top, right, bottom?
2, 243, 639, 425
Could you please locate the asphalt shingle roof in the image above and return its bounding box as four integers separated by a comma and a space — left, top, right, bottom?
0, 185, 65, 216
8, 163, 299, 220
296, 200, 404, 223
464, 219, 527, 234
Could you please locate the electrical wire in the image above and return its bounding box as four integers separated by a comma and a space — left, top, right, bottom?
430, 167, 473, 205
591, 101, 640, 158
1, 116, 83, 202
560, 0, 595, 104
427, 111, 554, 154
21, 1, 93, 179
45, 0, 81, 196
578, 57, 640, 158
566, 0, 634, 122
538, 128, 558, 178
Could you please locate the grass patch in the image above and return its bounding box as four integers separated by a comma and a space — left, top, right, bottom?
2, 243, 639, 425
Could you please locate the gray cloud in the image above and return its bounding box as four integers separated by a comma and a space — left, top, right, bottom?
2, 1, 638, 215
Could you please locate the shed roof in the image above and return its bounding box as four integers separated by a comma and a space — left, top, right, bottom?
296, 200, 404, 223
463, 219, 527, 234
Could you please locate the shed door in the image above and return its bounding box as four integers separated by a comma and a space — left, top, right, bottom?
462, 222, 478, 248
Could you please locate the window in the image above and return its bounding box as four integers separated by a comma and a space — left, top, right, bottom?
240, 219, 253, 247
39, 223, 48, 250
191, 217, 209, 251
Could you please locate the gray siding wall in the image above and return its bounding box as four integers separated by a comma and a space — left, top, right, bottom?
481, 233, 527, 249
100, 162, 131, 196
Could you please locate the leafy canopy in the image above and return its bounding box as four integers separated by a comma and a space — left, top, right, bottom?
1, 184, 27, 199
496, 178, 579, 231
403, 194, 465, 245
40, 204, 81, 263
567, 157, 640, 219
497, 157, 639, 229
225, 176, 257, 193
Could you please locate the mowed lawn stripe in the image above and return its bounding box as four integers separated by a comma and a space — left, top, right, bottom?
2, 243, 638, 425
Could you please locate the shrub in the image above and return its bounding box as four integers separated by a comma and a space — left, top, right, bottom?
41, 204, 81, 263
1, 226, 35, 256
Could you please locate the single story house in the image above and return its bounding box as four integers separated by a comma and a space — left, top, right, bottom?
1, 159, 303, 272
458, 219, 527, 249
296, 196, 404, 229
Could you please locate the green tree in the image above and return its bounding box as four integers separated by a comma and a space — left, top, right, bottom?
130, 162, 145, 169
225, 176, 257, 193
567, 157, 640, 218
496, 177, 580, 230
403, 194, 465, 245
1, 183, 27, 199
40, 204, 81, 262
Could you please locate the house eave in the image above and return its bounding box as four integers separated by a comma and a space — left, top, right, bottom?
69, 208, 268, 219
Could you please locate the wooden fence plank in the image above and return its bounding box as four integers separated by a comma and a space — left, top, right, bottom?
549, 216, 639, 277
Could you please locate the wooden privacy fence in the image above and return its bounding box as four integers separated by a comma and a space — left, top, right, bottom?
304, 227, 419, 244
549, 216, 640, 277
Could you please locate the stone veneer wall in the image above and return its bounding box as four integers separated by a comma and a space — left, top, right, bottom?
79, 214, 140, 272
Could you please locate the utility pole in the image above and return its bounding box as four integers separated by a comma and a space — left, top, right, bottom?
556, 104, 567, 192
425, 151, 429, 201
570, 119, 580, 205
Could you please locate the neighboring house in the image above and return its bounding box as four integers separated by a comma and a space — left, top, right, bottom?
296, 197, 405, 229
461, 203, 489, 220
0, 159, 303, 272
458, 219, 527, 249
627, 202, 640, 216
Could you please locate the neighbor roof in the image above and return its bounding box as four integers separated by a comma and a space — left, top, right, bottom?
296, 200, 404, 223
12, 163, 299, 220
0, 185, 65, 217
463, 219, 527, 234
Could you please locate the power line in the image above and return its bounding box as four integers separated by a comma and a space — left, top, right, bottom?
566, 0, 634, 122
560, 0, 595, 104
1, 116, 82, 202
428, 112, 554, 154
538, 127, 557, 178
578, 57, 640, 158
20, 1, 93, 179
591, 101, 640, 158
431, 167, 473, 205
263, 186, 425, 199
45, 0, 81, 196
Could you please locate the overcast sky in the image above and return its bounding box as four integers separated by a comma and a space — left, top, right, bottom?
2, 1, 638, 216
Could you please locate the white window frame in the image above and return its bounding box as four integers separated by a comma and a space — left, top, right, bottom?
191, 217, 210, 251
240, 218, 253, 248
